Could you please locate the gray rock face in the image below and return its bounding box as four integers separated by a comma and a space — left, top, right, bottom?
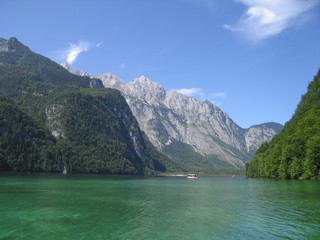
92, 73, 126, 92
45, 104, 65, 138
62, 64, 283, 170
89, 79, 104, 89
0, 38, 9, 52
244, 123, 283, 154
60, 62, 90, 77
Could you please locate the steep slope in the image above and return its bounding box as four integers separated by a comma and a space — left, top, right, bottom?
246, 71, 320, 179
44, 90, 173, 174
244, 122, 284, 154
0, 37, 98, 117
0, 96, 57, 171
64, 65, 283, 171
0, 37, 177, 174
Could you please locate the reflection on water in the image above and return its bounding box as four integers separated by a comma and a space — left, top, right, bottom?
0, 174, 319, 240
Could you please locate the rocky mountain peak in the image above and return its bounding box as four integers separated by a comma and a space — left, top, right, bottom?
60, 62, 90, 77
245, 122, 283, 153
127, 75, 166, 102
93, 72, 126, 91
134, 75, 150, 82
0, 37, 30, 53
131, 75, 164, 90
62, 64, 283, 170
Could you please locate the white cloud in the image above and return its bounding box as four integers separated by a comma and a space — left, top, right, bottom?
172, 88, 226, 105
65, 40, 91, 64
209, 92, 226, 105
120, 63, 127, 70
211, 92, 226, 99
224, 0, 319, 40
174, 88, 205, 98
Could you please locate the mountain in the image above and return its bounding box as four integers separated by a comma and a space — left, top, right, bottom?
0, 96, 57, 171
0, 37, 177, 174
246, 71, 320, 179
63, 64, 283, 171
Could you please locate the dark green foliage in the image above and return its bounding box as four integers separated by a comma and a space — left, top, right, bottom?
246, 72, 320, 180
0, 37, 91, 116
0, 37, 179, 174
46, 90, 173, 174
0, 96, 58, 172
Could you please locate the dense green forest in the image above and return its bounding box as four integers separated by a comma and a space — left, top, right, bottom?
0, 37, 179, 174
246, 71, 320, 180
0, 96, 57, 171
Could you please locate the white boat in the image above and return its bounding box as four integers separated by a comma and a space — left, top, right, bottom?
187, 174, 198, 179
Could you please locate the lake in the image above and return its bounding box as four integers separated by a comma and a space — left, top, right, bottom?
0, 174, 319, 240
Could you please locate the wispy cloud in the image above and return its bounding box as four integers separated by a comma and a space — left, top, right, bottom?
174, 88, 205, 97
65, 40, 91, 64
172, 88, 226, 105
211, 92, 226, 99
120, 63, 127, 70
224, 0, 319, 41
96, 41, 103, 47
210, 92, 226, 105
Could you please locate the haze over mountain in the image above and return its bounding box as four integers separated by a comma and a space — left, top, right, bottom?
62, 63, 283, 171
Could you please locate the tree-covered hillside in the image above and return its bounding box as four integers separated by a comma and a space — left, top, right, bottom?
45, 89, 177, 174
0, 37, 179, 174
0, 96, 57, 171
246, 71, 320, 179
0, 37, 92, 116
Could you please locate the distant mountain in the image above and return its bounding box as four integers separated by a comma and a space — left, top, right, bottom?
246, 71, 320, 179
0, 37, 177, 174
63, 64, 283, 171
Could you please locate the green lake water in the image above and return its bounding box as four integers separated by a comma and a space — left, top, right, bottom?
0, 174, 319, 240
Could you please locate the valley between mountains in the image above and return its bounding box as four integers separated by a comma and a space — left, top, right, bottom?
61, 63, 283, 172
0, 37, 282, 174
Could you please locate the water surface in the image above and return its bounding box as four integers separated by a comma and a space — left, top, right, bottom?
0, 174, 319, 239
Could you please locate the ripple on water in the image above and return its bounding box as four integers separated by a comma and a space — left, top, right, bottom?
0, 175, 319, 240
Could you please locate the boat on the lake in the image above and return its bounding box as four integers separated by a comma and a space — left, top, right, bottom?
187, 174, 198, 179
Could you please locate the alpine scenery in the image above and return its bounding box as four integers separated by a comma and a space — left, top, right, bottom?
0, 0, 319, 239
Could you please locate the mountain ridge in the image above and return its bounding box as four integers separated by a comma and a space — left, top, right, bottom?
0, 37, 177, 174
62, 63, 283, 170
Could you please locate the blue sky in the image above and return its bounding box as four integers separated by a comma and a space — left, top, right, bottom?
1, 0, 319, 128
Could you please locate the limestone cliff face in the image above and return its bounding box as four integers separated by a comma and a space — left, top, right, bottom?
244, 123, 283, 154
0, 38, 9, 52
0, 37, 173, 174
63, 65, 283, 170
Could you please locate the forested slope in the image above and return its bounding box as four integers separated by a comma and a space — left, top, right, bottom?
0, 96, 57, 171
246, 71, 320, 179
0, 37, 179, 174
